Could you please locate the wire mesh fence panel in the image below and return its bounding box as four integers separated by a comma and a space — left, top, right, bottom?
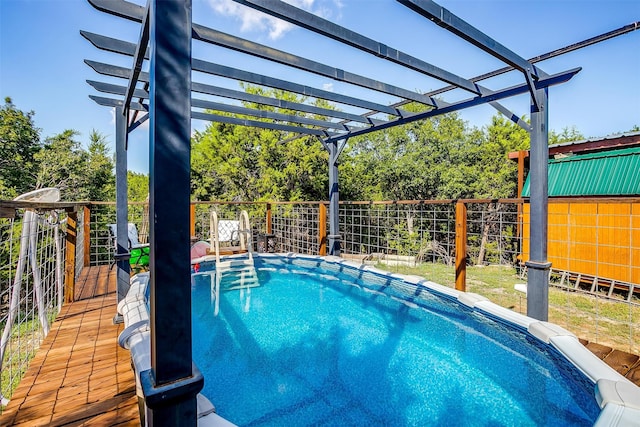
89, 203, 153, 266
80, 197, 640, 359
128, 203, 149, 244
89, 204, 116, 266
340, 202, 456, 271
0, 208, 67, 403
547, 285, 640, 355
466, 201, 521, 266
271, 203, 320, 255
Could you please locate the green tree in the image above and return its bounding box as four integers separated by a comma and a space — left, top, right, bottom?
34, 129, 115, 201
549, 125, 584, 145
0, 97, 41, 199
470, 113, 530, 199
34, 130, 88, 199
85, 130, 115, 201
191, 87, 328, 201
342, 107, 475, 201
128, 171, 149, 202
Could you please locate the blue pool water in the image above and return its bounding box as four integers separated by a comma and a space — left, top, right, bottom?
191, 257, 599, 426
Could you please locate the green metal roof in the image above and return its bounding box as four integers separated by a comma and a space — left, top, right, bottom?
521, 146, 640, 197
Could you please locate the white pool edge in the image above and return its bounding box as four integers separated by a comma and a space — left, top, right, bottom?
123, 253, 640, 427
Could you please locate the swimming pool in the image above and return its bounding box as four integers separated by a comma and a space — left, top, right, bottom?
184, 254, 640, 426
120, 254, 640, 426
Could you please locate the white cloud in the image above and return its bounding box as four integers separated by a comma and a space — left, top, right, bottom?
322, 82, 334, 92
206, 0, 343, 40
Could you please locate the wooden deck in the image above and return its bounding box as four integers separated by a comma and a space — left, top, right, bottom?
2, 265, 139, 426
2, 264, 639, 426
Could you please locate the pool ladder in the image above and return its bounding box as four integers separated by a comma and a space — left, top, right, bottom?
209, 210, 258, 315
209, 210, 254, 269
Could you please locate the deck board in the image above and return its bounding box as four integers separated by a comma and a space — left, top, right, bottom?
2, 265, 139, 426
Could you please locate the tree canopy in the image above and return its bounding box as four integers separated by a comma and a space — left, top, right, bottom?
191, 87, 329, 202
191, 89, 577, 203
0, 98, 115, 201
0, 98, 40, 199
3, 89, 607, 204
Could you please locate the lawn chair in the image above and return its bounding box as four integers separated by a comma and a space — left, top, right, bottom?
108, 223, 150, 271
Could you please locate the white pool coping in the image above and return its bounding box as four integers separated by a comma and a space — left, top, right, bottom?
121, 253, 640, 426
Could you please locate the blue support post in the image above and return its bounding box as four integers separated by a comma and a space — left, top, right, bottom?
526, 87, 551, 321
328, 140, 341, 256
114, 105, 130, 323
143, 1, 203, 425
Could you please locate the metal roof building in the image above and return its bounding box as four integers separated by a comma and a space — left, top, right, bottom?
522, 144, 640, 197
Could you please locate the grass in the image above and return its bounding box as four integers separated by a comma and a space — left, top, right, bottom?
379, 262, 640, 355
1, 308, 58, 409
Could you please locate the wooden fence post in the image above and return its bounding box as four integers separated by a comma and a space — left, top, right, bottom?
266, 203, 272, 234
516, 150, 526, 240
83, 205, 91, 267
65, 209, 78, 303
455, 201, 467, 292
318, 202, 327, 256
190, 203, 196, 239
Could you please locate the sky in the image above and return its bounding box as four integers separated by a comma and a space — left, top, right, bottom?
1, 0, 639, 174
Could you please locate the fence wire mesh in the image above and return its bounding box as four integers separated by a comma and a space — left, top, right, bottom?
340, 202, 456, 267
1, 208, 68, 403
89, 203, 149, 266
272, 204, 320, 255
2, 197, 639, 404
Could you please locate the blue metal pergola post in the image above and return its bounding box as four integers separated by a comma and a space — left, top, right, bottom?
328, 139, 341, 256
141, 1, 203, 425
526, 87, 551, 321
114, 105, 130, 323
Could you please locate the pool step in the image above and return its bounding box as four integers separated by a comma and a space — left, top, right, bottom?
218, 266, 260, 292
217, 258, 254, 270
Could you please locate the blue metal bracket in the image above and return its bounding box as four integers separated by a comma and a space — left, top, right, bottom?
525, 70, 542, 112
489, 102, 532, 132
128, 113, 149, 133
336, 138, 349, 162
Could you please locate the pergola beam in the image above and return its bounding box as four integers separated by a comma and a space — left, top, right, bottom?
489, 101, 532, 132
191, 28, 443, 107
87, 80, 355, 131
122, 2, 149, 115
325, 67, 580, 143
233, 0, 483, 95
86, 61, 384, 125
398, 0, 549, 108
81, 31, 403, 116
89, 0, 442, 107
88, 63, 578, 143
88, 0, 440, 108
397, 0, 547, 80
190, 83, 384, 125
89, 94, 333, 137
328, 21, 638, 131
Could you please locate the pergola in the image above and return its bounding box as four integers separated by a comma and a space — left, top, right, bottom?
83, 0, 584, 424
